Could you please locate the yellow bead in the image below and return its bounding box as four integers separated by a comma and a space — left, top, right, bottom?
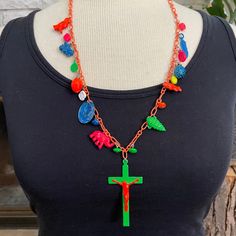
170, 75, 178, 84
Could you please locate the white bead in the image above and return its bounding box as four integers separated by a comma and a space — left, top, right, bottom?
78, 90, 86, 101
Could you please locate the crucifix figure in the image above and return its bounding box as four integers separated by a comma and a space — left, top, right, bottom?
108, 159, 143, 227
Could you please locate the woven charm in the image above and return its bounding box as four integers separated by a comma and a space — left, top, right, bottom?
78, 101, 95, 124
108, 159, 143, 227
146, 116, 166, 132
89, 130, 114, 149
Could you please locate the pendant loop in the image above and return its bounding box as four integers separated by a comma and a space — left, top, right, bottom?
122, 149, 128, 160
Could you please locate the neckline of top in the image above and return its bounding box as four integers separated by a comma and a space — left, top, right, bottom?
26, 8, 209, 99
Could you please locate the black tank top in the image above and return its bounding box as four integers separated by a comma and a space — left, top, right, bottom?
0, 9, 236, 236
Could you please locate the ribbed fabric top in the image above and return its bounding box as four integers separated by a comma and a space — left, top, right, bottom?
0, 9, 236, 236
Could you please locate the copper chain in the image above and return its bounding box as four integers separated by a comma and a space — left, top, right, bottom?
68, 0, 181, 160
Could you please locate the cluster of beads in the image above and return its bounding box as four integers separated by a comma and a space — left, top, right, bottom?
53, 18, 188, 155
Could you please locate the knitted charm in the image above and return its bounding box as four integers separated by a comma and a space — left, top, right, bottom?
53, 17, 71, 33
89, 130, 115, 149
146, 116, 166, 132
59, 42, 74, 57
78, 101, 95, 124
163, 82, 182, 92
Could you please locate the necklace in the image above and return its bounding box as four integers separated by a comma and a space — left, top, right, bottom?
53, 0, 188, 227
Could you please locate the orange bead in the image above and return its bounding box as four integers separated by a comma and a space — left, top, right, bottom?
71, 77, 83, 93
157, 102, 167, 109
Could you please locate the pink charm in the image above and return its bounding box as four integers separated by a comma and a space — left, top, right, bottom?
89, 130, 115, 150
64, 33, 71, 42
178, 50, 187, 62
179, 22, 186, 31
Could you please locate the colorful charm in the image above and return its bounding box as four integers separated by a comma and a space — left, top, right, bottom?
91, 118, 100, 126
53, 17, 71, 33
113, 147, 122, 153
170, 75, 178, 84
71, 77, 83, 93
178, 50, 187, 62
63, 33, 71, 42
174, 64, 186, 79
59, 42, 74, 57
157, 101, 167, 109
108, 159, 143, 227
146, 116, 166, 132
78, 101, 95, 124
179, 34, 188, 58
128, 147, 138, 154
70, 60, 79, 72
89, 130, 115, 149
178, 22, 186, 31
163, 81, 182, 92
78, 90, 87, 101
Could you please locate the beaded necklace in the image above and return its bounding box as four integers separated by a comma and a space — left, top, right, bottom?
53, 0, 188, 227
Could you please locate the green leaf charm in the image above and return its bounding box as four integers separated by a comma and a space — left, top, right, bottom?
70, 60, 78, 73
113, 147, 122, 153
146, 116, 166, 132
128, 147, 137, 154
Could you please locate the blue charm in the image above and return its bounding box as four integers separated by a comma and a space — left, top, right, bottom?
174, 64, 186, 79
59, 42, 74, 57
91, 118, 100, 126
179, 33, 188, 58
78, 101, 95, 124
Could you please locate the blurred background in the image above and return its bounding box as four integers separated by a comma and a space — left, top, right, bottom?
0, 0, 236, 236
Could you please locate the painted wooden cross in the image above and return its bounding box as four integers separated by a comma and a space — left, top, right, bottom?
108, 159, 143, 227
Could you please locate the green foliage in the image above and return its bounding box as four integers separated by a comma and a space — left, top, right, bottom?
206, 0, 227, 18
206, 0, 236, 24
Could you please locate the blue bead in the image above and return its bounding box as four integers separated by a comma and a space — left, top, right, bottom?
91, 118, 100, 126
59, 42, 74, 57
174, 65, 186, 79
78, 101, 95, 124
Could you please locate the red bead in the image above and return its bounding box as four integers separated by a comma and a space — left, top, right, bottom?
157, 102, 167, 109
63, 33, 71, 42
179, 22, 186, 31
178, 50, 187, 62
71, 77, 83, 93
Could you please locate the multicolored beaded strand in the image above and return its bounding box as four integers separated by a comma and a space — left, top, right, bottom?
53, 0, 188, 227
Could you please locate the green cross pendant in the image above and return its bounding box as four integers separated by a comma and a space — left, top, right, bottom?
108, 159, 143, 227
